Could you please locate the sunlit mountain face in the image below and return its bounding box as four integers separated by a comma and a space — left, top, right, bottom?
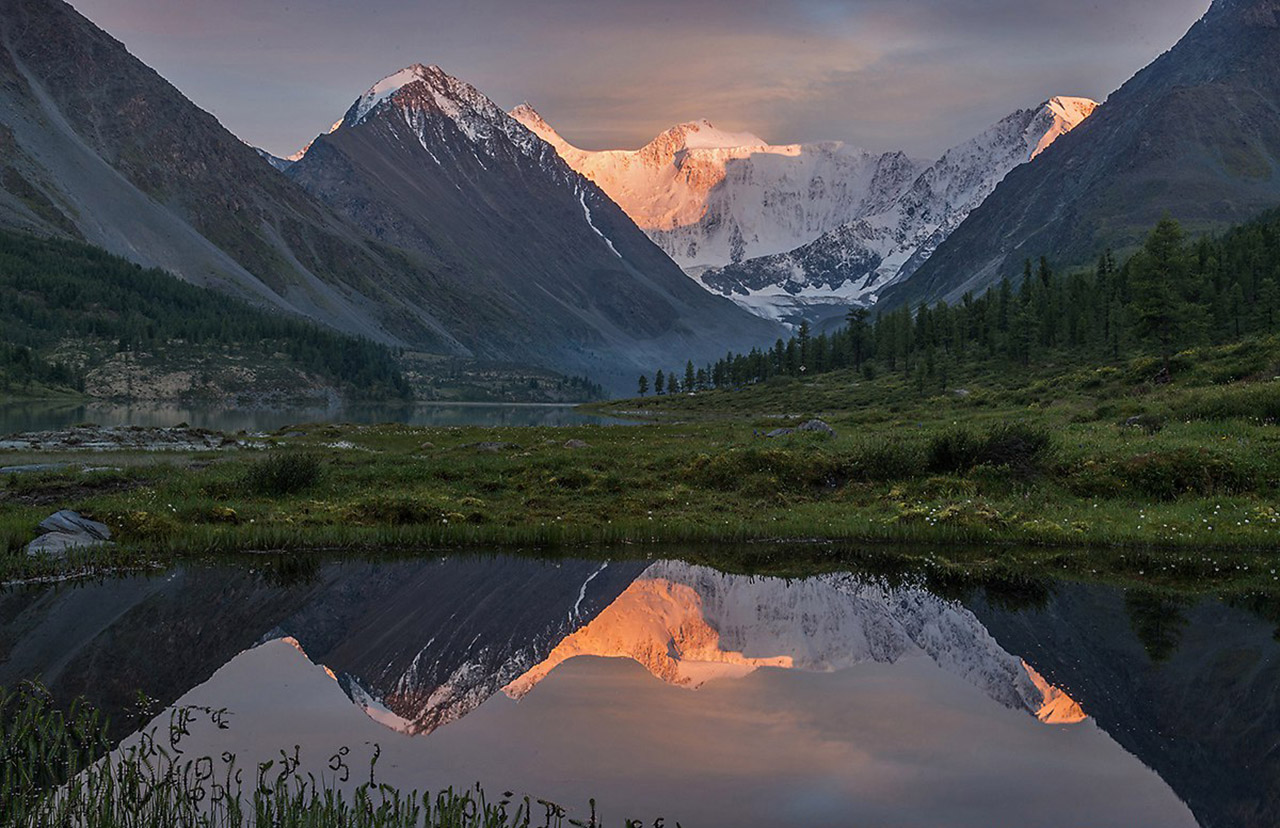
500, 562, 1087, 727
513, 99, 1097, 327
265, 561, 1085, 734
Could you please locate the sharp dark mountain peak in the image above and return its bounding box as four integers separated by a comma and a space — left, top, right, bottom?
284, 62, 780, 389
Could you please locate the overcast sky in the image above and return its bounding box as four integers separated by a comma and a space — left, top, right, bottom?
69, 0, 1210, 159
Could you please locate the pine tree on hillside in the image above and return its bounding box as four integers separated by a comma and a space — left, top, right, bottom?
1128, 218, 1205, 377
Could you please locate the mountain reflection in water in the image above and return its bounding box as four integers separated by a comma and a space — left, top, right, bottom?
1, 554, 1274, 827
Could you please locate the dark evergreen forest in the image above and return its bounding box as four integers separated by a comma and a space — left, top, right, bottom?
0, 230, 411, 398
646, 212, 1280, 396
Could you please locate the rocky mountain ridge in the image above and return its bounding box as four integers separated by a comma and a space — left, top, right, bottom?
285, 64, 780, 390
700, 97, 1098, 325
885, 0, 1280, 309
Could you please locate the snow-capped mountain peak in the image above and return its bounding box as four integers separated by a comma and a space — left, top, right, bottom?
350, 64, 447, 124
342, 63, 545, 161
698, 95, 1100, 326
513, 106, 923, 270
651, 119, 768, 151
1032, 96, 1099, 159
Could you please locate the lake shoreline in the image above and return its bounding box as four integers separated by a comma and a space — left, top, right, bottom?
2, 420, 1277, 597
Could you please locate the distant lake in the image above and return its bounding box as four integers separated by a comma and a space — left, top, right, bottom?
0, 400, 630, 434
4, 551, 1270, 826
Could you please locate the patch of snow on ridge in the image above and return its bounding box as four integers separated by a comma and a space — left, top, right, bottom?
283, 120, 344, 164
573, 562, 610, 620
354, 66, 430, 123
579, 192, 622, 259
345, 677, 417, 734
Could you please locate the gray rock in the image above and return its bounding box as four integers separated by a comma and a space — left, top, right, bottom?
953, 388, 972, 398
564, 439, 590, 449
38, 510, 112, 541
765, 428, 796, 438
798, 419, 838, 438
26, 509, 115, 559
26, 533, 115, 558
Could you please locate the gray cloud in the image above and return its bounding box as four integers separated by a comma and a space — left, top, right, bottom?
69, 0, 1209, 158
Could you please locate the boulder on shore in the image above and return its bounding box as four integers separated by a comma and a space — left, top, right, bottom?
26, 509, 115, 559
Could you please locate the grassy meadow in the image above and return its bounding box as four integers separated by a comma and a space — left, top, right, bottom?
2, 336, 1279, 596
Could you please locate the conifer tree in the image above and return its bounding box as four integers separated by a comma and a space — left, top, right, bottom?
1128, 218, 1203, 376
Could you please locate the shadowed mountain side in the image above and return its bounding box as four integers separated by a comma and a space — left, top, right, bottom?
272, 557, 647, 735
971, 584, 1280, 828
887, 0, 1280, 309
287, 66, 781, 392
0, 569, 325, 739
0, 557, 649, 740
0, 0, 466, 353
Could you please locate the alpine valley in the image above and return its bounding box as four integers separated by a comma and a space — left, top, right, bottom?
0, 0, 779, 398
7, 1, 1280, 825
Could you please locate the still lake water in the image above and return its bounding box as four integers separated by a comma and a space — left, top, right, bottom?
0, 400, 627, 433
3, 553, 1274, 827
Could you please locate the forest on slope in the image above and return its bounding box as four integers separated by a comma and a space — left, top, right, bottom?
0, 230, 412, 401
649, 210, 1280, 397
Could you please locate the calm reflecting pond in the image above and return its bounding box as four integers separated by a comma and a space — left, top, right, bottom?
2, 554, 1274, 827
0, 400, 627, 434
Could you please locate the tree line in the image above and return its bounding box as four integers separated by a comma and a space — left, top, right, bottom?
640, 211, 1280, 397
0, 229, 412, 398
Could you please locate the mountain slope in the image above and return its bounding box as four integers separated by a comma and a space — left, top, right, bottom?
887, 0, 1280, 309
973, 584, 1280, 828
287, 66, 780, 389
274, 558, 648, 736
0, 0, 469, 353
511, 106, 923, 273
702, 97, 1098, 325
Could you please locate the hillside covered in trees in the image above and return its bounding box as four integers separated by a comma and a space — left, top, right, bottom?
646, 211, 1280, 396
0, 230, 411, 400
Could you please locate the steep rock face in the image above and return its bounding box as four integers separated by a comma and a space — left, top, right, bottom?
512, 106, 923, 273
887, 0, 1280, 309
289, 66, 780, 390
702, 98, 1097, 325
0, 0, 465, 352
